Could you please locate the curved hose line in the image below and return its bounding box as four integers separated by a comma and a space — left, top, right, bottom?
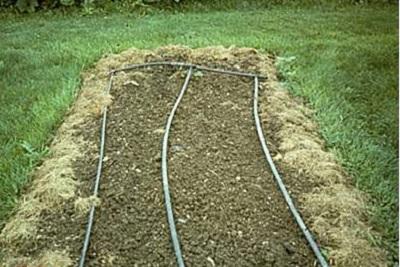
161, 66, 193, 267
78, 74, 114, 267
112, 61, 266, 79
252, 76, 329, 267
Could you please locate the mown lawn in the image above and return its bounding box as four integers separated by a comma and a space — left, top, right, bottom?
0, 4, 398, 262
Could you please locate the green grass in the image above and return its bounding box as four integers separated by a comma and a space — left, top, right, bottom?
0, 5, 398, 262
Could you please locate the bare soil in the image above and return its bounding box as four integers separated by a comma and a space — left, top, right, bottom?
1, 46, 386, 267
82, 64, 314, 266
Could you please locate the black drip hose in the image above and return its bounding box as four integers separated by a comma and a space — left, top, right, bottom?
161, 66, 193, 267
253, 76, 329, 267
78, 73, 114, 267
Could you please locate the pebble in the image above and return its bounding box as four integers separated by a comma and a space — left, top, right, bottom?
172, 144, 184, 152
153, 128, 165, 134
177, 218, 187, 224
206, 256, 216, 267
123, 80, 139, 87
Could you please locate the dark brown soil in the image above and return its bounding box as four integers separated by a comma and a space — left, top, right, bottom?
81, 65, 314, 266
8, 59, 315, 266
84, 67, 185, 266
168, 71, 314, 266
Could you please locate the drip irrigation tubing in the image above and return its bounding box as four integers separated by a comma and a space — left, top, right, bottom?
112, 61, 267, 79
161, 66, 193, 267
78, 62, 329, 267
253, 76, 329, 267
78, 73, 114, 267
